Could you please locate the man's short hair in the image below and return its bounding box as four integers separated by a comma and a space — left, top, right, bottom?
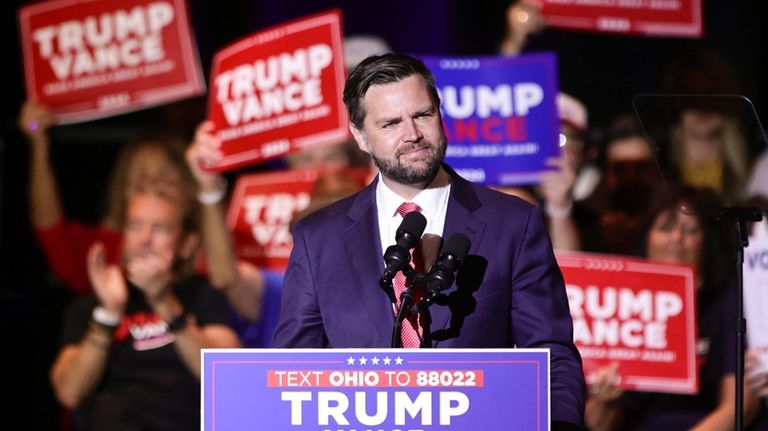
343, 53, 441, 129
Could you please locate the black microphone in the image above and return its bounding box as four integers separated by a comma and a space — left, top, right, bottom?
379, 211, 427, 302
414, 233, 470, 311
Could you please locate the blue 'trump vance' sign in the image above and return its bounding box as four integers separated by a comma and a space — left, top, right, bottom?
423, 53, 560, 186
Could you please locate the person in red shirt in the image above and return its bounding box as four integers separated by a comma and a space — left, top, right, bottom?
19, 100, 194, 294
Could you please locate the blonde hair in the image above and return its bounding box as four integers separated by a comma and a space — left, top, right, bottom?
670, 114, 748, 201
103, 135, 197, 231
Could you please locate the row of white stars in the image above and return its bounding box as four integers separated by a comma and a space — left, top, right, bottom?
346, 356, 405, 366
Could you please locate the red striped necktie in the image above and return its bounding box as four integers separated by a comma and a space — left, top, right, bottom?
393, 202, 425, 348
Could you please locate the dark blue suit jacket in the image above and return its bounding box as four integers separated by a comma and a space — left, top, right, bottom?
273, 166, 585, 425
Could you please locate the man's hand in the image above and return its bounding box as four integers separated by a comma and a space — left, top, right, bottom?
87, 242, 128, 314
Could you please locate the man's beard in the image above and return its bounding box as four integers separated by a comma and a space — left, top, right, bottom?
371, 138, 447, 185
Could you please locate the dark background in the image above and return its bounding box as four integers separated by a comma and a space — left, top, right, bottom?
1, 0, 765, 428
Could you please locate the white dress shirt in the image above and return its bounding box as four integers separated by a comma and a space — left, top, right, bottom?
375, 175, 451, 260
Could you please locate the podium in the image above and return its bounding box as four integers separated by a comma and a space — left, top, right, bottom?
202, 348, 550, 430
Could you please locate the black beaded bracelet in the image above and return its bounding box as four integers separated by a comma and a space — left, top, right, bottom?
89, 319, 117, 338
167, 312, 190, 332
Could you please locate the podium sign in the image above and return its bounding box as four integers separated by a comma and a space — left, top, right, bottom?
203, 349, 550, 430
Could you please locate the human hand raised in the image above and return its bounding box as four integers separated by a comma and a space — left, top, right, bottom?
501, 0, 546, 55
18, 100, 54, 144
540, 157, 575, 218
187, 121, 226, 194
588, 362, 624, 403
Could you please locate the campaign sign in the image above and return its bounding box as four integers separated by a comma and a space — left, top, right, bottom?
541, 0, 703, 38
227, 168, 370, 271
206, 10, 348, 171
19, 0, 205, 124
202, 349, 550, 431
422, 54, 560, 186
744, 234, 768, 373
556, 252, 698, 394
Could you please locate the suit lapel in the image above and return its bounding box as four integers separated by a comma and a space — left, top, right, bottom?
340, 168, 488, 347
342, 179, 396, 344
429, 168, 486, 345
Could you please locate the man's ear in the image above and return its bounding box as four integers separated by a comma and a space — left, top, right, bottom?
178, 232, 200, 261
349, 124, 370, 154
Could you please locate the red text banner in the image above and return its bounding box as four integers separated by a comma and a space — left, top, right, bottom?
19, 0, 205, 124
556, 251, 698, 394
265, 369, 486, 388
226, 167, 370, 272
206, 10, 348, 171
541, 0, 703, 38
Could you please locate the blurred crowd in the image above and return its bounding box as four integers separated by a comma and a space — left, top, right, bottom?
6, 0, 768, 430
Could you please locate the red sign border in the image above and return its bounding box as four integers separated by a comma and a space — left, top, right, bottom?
18, 0, 206, 124
542, 0, 703, 38
207, 9, 349, 171
225, 169, 325, 229
557, 251, 699, 393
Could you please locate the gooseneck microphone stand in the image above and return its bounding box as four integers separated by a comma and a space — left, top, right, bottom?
390, 268, 425, 348
391, 270, 441, 349
386, 232, 470, 348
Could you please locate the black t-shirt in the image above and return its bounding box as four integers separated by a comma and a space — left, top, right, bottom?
620, 285, 738, 430
60, 275, 229, 431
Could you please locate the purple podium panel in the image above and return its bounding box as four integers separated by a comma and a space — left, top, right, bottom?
203, 348, 550, 431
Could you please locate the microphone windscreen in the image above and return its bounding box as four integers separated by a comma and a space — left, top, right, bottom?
443, 233, 470, 261
398, 211, 427, 238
